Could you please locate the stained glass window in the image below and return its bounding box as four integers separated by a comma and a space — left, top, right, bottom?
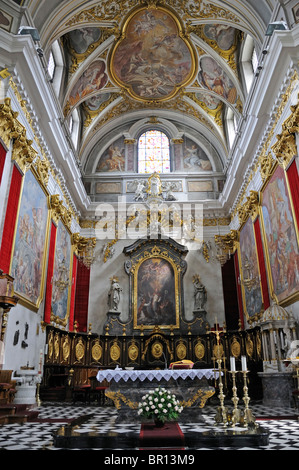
138, 130, 170, 173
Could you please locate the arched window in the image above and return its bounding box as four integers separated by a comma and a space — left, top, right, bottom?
138, 130, 170, 173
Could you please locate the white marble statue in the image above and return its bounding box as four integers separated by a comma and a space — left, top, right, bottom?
193, 275, 207, 310
108, 277, 122, 311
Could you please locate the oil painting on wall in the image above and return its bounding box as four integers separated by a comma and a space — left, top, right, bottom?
69, 59, 108, 107
136, 257, 177, 328
239, 217, 263, 318
183, 137, 212, 171
110, 7, 195, 101
10, 170, 49, 308
198, 56, 237, 104
96, 137, 125, 172
67, 27, 102, 54
51, 221, 72, 321
203, 24, 236, 51
261, 164, 299, 304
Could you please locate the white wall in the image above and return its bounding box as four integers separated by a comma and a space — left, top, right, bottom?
88, 236, 226, 335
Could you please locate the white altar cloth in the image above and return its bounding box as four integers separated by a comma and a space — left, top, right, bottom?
96, 368, 217, 383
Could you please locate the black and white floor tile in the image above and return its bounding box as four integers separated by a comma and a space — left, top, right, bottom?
0, 402, 298, 451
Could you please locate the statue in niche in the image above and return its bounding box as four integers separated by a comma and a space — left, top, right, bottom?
108, 276, 122, 311
193, 275, 207, 311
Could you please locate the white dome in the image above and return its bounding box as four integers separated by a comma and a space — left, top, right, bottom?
262, 303, 289, 322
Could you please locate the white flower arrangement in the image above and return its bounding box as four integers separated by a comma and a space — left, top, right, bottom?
137, 386, 183, 423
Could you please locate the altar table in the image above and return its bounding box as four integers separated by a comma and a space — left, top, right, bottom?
96, 368, 217, 423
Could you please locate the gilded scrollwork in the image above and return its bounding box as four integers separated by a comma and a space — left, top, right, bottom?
0, 97, 19, 148
237, 190, 259, 225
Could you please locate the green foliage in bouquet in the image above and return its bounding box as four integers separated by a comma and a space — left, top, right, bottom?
137, 386, 183, 423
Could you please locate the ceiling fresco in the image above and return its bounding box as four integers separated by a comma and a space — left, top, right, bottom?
10, 0, 274, 181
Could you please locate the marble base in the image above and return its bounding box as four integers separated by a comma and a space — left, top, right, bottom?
53, 415, 269, 449
106, 376, 215, 423
258, 371, 294, 407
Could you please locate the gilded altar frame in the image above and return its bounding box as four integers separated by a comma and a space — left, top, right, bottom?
124, 238, 188, 331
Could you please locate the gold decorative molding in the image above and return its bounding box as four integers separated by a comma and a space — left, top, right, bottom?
231, 71, 298, 220
215, 229, 238, 254
258, 149, 276, 182
0, 97, 19, 148
11, 128, 37, 173
110, 340, 121, 361
271, 98, 299, 168
194, 339, 205, 360
71, 232, 97, 257
128, 340, 139, 362
75, 338, 85, 361
176, 340, 187, 360
92, 339, 103, 362
49, 195, 73, 229
237, 190, 259, 225
230, 336, 241, 358
33, 156, 50, 188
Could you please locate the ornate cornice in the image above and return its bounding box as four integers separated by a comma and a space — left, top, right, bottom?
49, 194, 73, 229
0, 97, 20, 148
11, 124, 37, 173
271, 96, 299, 169
237, 190, 259, 226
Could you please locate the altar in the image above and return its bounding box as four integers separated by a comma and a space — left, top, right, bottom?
96, 368, 217, 423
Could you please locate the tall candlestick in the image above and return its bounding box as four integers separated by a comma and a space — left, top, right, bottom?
230, 356, 236, 372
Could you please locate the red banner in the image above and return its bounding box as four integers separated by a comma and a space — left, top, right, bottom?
0, 142, 6, 186
286, 158, 299, 230
0, 165, 22, 273
233, 251, 244, 329
68, 254, 78, 331
74, 261, 90, 332
253, 217, 270, 310
44, 221, 57, 323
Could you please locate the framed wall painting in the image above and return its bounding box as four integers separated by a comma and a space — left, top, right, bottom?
109, 5, 197, 102
136, 257, 177, 327
124, 238, 187, 331
238, 216, 264, 320
260, 164, 299, 305
10, 169, 50, 311
51, 220, 73, 326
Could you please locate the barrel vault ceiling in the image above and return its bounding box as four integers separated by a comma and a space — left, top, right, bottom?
9, 0, 278, 212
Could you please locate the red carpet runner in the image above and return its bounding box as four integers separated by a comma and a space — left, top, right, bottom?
139, 422, 185, 450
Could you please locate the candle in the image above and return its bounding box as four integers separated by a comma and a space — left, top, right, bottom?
241, 355, 247, 371
230, 356, 236, 372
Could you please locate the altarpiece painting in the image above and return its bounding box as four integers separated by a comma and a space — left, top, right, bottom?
124, 238, 188, 331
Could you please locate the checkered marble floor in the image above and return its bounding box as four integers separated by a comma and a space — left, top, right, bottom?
0, 402, 298, 451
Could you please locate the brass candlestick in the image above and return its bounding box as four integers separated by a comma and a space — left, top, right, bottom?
241, 369, 256, 427
214, 357, 228, 425
230, 370, 241, 425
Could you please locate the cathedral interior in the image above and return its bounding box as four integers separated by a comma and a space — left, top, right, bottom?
0, 0, 299, 453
